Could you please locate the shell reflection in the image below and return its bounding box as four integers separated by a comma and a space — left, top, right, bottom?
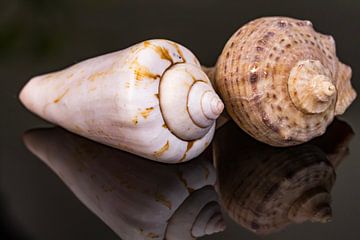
23, 127, 225, 240
214, 118, 353, 235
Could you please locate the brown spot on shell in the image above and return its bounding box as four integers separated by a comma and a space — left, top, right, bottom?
144, 41, 173, 63
133, 61, 161, 80
88, 70, 113, 81
140, 107, 154, 119
179, 141, 195, 162
250, 72, 258, 83
256, 46, 264, 52
53, 89, 70, 103
154, 191, 172, 209
171, 42, 186, 62
277, 20, 287, 27
177, 170, 195, 193
132, 116, 138, 125
154, 140, 169, 158
146, 232, 160, 239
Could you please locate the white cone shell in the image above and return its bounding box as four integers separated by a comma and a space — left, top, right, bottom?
19, 39, 217, 163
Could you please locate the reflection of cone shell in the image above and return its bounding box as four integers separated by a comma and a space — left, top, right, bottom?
213, 121, 346, 235
23, 127, 225, 240
165, 186, 226, 239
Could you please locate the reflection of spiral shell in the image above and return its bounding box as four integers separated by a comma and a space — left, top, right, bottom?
214, 119, 352, 235
24, 127, 225, 240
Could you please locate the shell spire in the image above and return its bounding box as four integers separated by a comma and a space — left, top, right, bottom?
288, 60, 337, 114
160, 63, 223, 140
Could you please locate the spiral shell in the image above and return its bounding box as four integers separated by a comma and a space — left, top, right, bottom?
23, 127, 226, 240
19, 39, 223, 163
213, 17, 356, 146
213, 119, 353, 234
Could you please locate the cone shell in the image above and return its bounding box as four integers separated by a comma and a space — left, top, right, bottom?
213, 120, 353, 234
20, 39, 223, 163
23, 127, 225, 240
214, 17, 356, 146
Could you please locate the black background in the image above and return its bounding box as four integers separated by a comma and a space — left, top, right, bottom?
1, 0, 359, 239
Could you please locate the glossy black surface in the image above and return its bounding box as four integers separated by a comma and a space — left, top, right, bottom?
1, 0, 360, 239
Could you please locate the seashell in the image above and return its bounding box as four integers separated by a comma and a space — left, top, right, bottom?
213, 118, 353, 235
19, 39, 224, 163
208, 17, 356, 146
23, 127, 226, 240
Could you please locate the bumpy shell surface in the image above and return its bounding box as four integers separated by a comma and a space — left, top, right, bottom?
214, 17, 356, 146
24, 127, 225, 240
213, 119, 352, 234
20, 39, 223, 163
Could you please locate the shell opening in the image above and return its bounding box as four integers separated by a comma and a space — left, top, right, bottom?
288, 60, 337, 114
159, 63, 223, 141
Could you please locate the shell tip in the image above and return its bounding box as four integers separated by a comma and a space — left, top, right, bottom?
202, 92, 224, 120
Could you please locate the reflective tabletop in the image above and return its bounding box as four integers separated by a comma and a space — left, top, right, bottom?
1, 0, 360, 239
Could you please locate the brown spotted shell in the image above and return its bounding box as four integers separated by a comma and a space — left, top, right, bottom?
214, 17, 356, 146
213, 119, 353, 235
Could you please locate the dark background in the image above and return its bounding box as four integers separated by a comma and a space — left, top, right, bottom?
1, 0, 359, 239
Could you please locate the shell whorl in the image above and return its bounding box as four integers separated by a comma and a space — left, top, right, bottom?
214, 17, 356, 146
289, 60, 336, 114
165, 186, 225, 239
160, 63, 223, 141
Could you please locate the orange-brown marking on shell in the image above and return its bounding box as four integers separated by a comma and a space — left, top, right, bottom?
154, 93, 160, 99
53, 89, 70, 103
171, 42, 186, 62
179, 141, 195, 162
200, 162, 210, 180
144, 41, 173, 64
154, 140, 170, 157
88, 70, 113, 81
154, 191, 172, 209
133, 60, 161, 80
146, 232, 161, 239
140, 107, 154, 119
162, 123, 168, 129
132, 115, 138, 125
177, 170, 195, 193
